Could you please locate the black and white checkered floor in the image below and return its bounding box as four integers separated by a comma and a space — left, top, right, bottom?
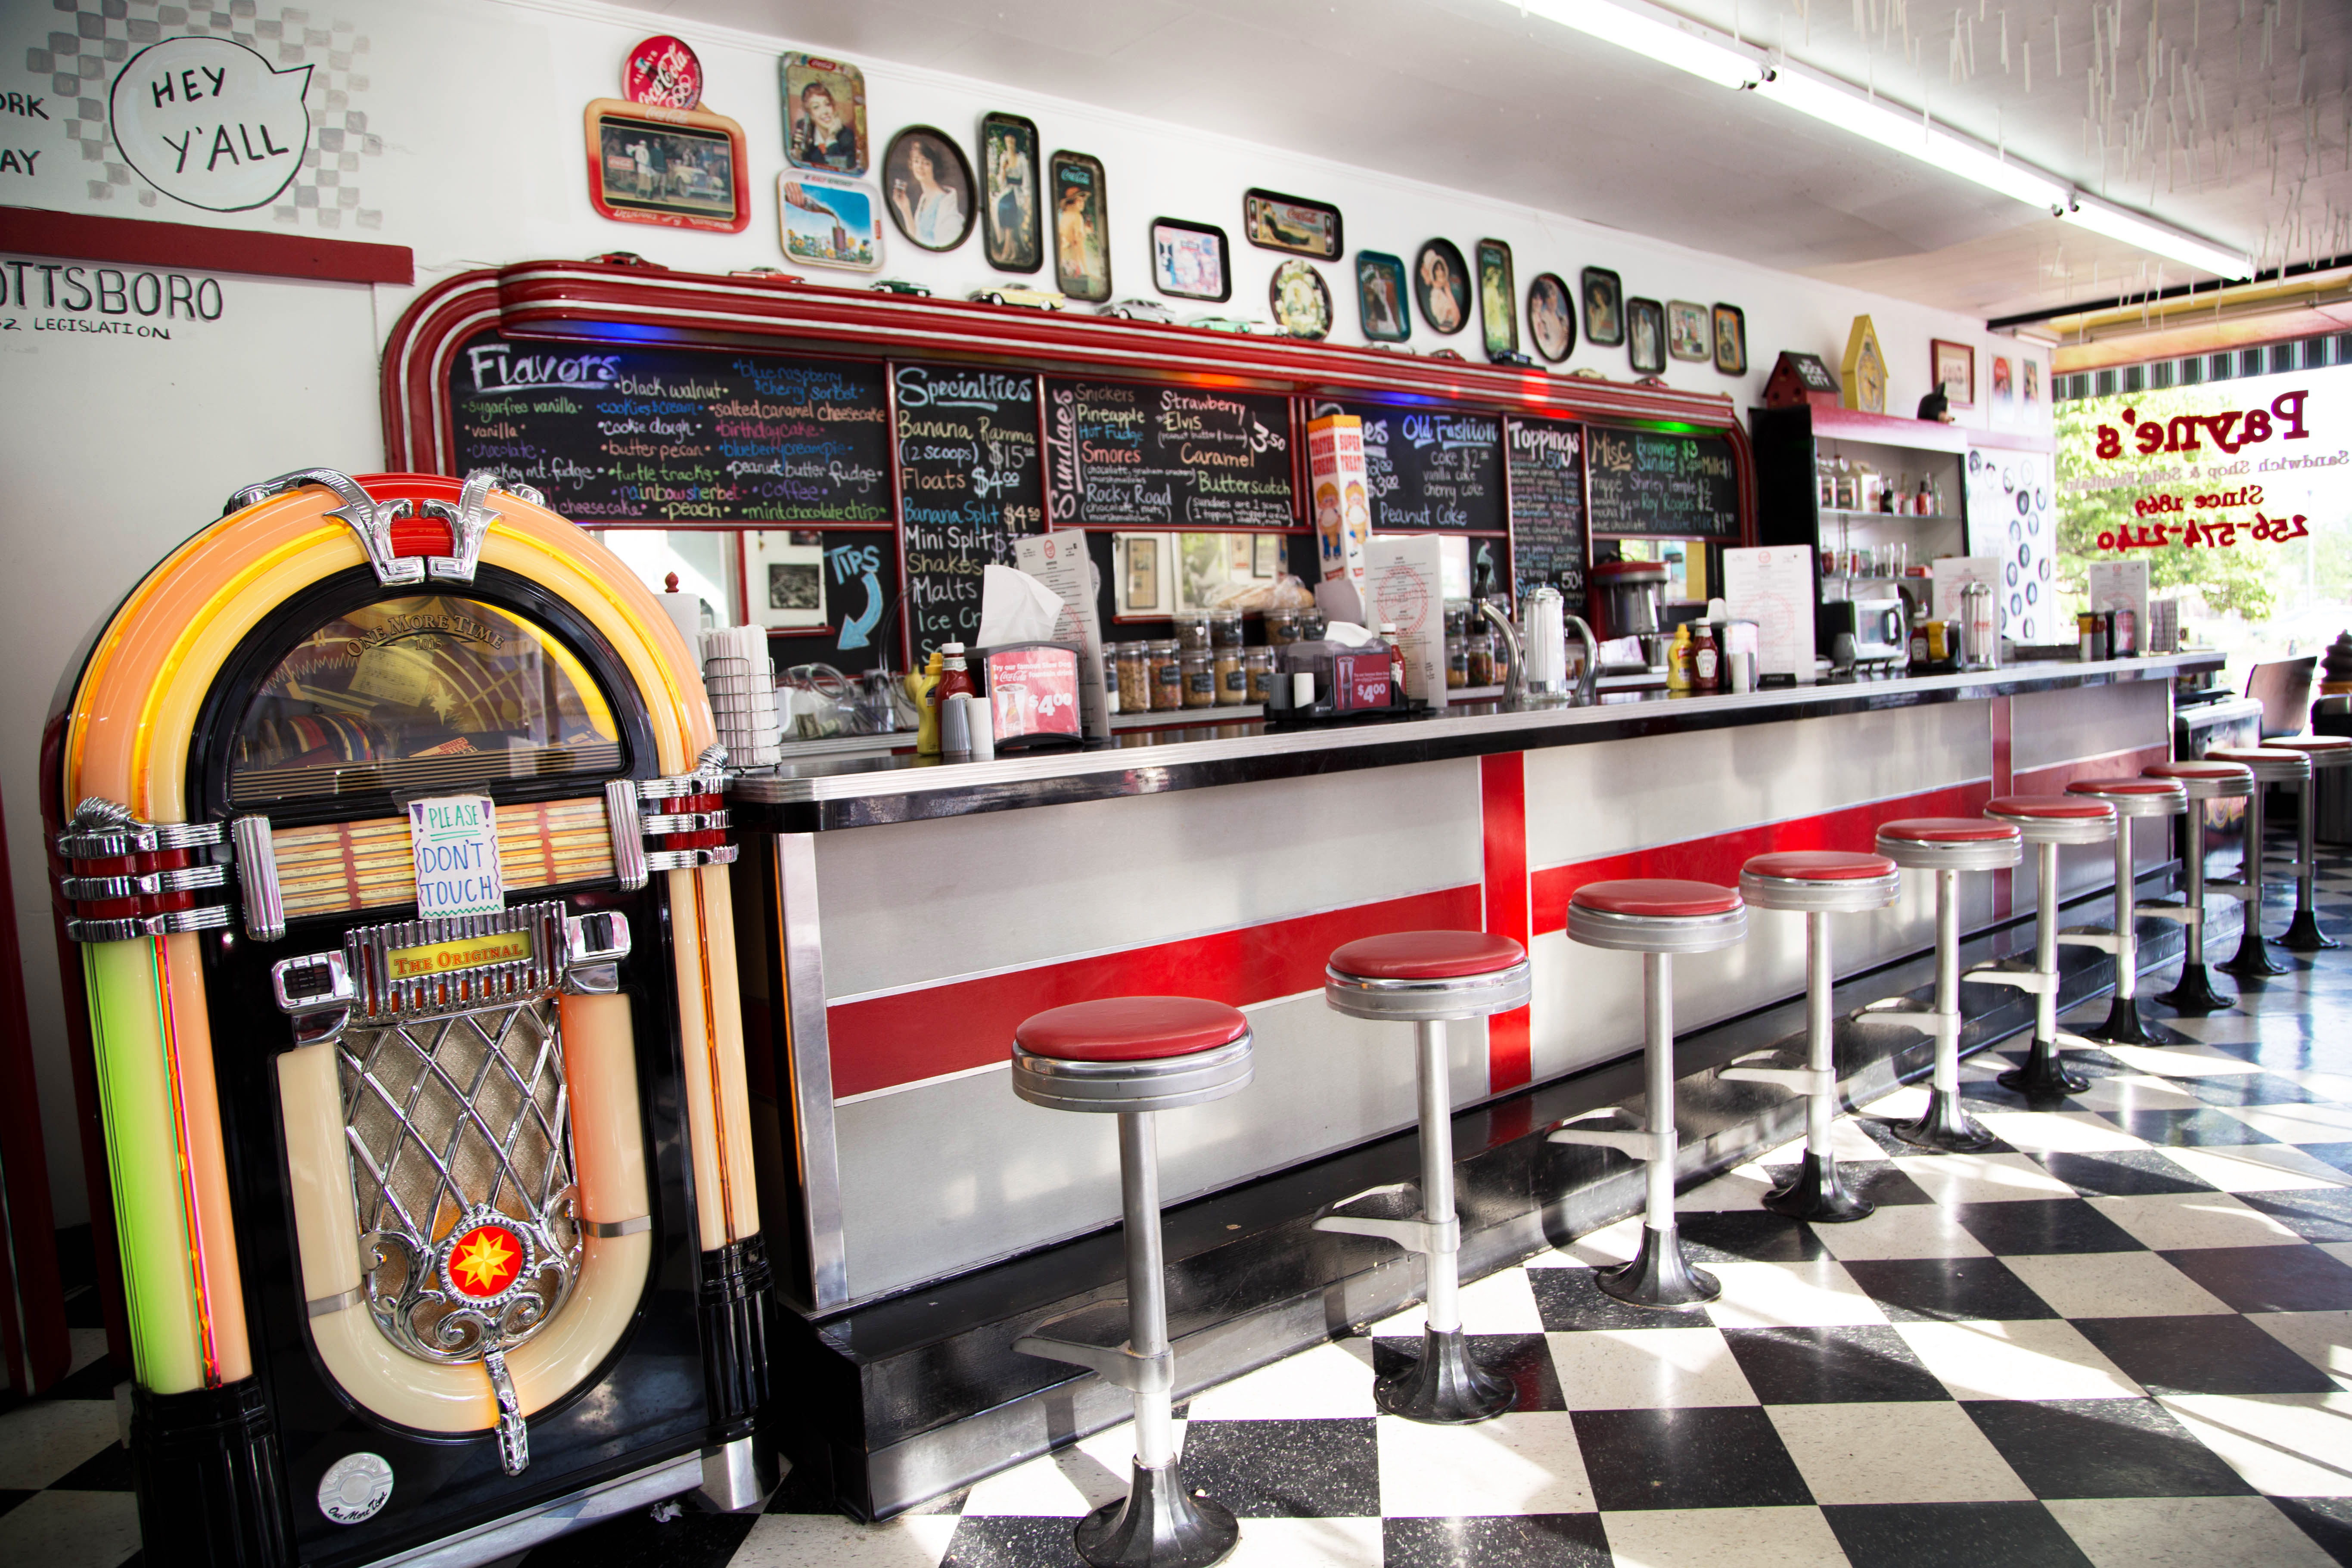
14, 857, 2352, 1567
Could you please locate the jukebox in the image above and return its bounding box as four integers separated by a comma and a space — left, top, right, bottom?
43, 469, 774, 1567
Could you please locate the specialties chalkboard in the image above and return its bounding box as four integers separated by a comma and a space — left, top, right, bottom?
1504, 416, 1587, 602
1044, 379, 1295, 529
892, 363, 1046, 659
450, 336, 892, 524
1340, 401, 1503, 533
1585, 425, 1739, 539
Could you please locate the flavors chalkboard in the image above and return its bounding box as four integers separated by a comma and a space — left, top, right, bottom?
1585, 425, 1739, 539
1044, 379, 1295, 529
892, 363, 1046, 659
1340, 401, 1503, 533
450, 336, 892, 524
1504, 416, 1587, 602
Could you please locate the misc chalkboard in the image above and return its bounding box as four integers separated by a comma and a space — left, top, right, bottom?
450, 336, 892, 524
1044, 379, 1295, 529
1585, 425, 1739, 539
1340, 402, 1503, 533
892, 363, 1046, 659
1504, 416, 1587, 601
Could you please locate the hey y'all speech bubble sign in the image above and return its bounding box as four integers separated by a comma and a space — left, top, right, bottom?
109, 37, 312, 212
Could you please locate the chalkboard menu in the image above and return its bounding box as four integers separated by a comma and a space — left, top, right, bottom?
1585, 425, 1740, 539
1504, 416, 1587, 602
1043, 379, 1295, 529
1339, 402, 1503, 533
450, 336, 892, 524
892, 363, 1046, 659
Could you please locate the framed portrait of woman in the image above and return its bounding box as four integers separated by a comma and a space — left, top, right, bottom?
882, 125, 975, 252
1581, 266, 1624, 348
1626, 296, 1667, 375
1527, 272, 1575, 363
979, 112, 1041, 273
1050, 151, 1111, 302
1415, 239, 1470, 336
1667, 300, 1709, 362
1712, 304, 1747, 376
780, 54, 868, 176
1476, 239, 1518, 360
1356, 252, 1411, 342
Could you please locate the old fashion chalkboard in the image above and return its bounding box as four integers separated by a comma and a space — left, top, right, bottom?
1044, 379, 1295, 529
450, 336, 892, 523
1585, 425, 1738, 539
1504, 416, 1587, 601
892, 362, 1046, 658
1339, 401, 1503, 532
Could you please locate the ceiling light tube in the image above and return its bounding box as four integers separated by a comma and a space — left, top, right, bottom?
1507, 0, 1769, 90
1757, 62, 2070, 210
2063, 193, 2251, 281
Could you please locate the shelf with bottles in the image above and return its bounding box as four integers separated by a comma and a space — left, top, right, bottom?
1818, 508, 1954, 524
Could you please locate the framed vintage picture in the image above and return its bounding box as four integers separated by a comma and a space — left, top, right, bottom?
1117, 534, 1164, 614
584, 101, 750, 233
780, 53, 868, 175
883, 126, 976, 252
1476, 240, 1518, 360
1415, 239, 1471, 335
1712, 304, 1747, 376
1152, 218, 1230, 301
1626, 296, 1667, 375
1581, 266, 1624, 347
1270, 258, 1331, 340
1527, 272, 1575, 363
1243, 189, 1343, 260
1356, 251, 1411, 342
1931, 339, 1975, 407
778, 170, 883, 270
1252, 533, 1282, 578
1667, 300, 1709, 361
2022, 358, 2041, 405
747, 531, 828, 630
1050, 151, 1111, 302
979, 112, 1041, 273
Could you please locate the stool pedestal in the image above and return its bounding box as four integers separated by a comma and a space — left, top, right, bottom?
2063, 779, 2189, 1048
1317, 934, 1529, 1425
2272, 738, 2350, 952
2209, 748, 2311, 978
1873, 820, 2023, 1153
2144, 761, 2254, 1015
1970, 796, 2117, 1099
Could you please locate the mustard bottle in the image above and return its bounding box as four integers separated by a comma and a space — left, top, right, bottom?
1666, 623, 1693, 692
907, 651, 945, 755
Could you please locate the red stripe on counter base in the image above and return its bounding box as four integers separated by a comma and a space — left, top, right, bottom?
1481, 753, 1533, 1093
2012, 745, 2172, 798
1529, 782, 1994, 935
827, 886, 1482, 1100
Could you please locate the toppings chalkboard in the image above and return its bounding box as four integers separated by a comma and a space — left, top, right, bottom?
1043, 379, 1296, 529
1585, 425, 1740, 539
1504, 416, 1587, 603
892, 363, 1046, 659
1339, 401, 1503, 532
449, 336, 892, 524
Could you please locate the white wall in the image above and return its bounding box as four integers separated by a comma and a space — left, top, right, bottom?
0, 0, 2049, 1223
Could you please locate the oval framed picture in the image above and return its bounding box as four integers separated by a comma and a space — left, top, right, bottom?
1270, 258, 1331, 340
882, 124, 976, 251
1527, 272, 1575, 363
1413, 239, 1470, 335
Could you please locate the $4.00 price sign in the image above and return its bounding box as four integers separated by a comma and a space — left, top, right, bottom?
2097, 512, 2311, 552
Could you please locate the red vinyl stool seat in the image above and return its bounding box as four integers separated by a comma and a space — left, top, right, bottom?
2253, 740, 2342, 956
2142, 759, 2257, 1014
1873, 817, 2024, 1153
1986, 794, 2122, 845
2061, 779, 2192, 1048
1728, 851, 1901, 1223
1552, 879, 1747, 1311
1009, 1000, 1254, 1563
2206, 748, 2315, 977
1970, 796, 2116, 1099
1316, 930, 1532, 1424
2144, 759, 2258, 799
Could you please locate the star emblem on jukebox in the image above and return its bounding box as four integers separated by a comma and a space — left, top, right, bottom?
434, 1208, 537, 1310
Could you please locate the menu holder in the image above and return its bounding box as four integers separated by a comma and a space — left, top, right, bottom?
979, 642, 1085, 751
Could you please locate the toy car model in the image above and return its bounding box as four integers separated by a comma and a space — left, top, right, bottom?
970, 285, 1066, 310
1099, 298, 1177, 323
870, 278, 932, 295
730, 266, 806, 283
1184, 315, 1262, 334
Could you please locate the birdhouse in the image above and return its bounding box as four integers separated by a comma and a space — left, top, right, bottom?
1762, 351, 1840, 411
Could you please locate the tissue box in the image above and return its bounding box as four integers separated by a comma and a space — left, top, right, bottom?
980, 642, 1084, 749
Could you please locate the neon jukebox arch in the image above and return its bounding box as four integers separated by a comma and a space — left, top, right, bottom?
46, 469, 772, 1567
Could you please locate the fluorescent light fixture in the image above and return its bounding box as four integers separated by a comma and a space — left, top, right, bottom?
1507, 0, 1768, 90
1757, 62, 2069, 209
2063, 193, 2251, 281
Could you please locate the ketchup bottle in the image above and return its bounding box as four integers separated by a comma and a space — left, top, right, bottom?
935, 641, 978, 707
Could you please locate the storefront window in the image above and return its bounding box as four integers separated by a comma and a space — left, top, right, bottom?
230, 595, 623, 804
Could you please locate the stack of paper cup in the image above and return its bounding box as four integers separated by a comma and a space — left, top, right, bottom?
698, 627, 783, 768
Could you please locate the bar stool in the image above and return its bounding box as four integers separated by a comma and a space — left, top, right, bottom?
2270, 736, 2351, 951
1871, 818, 2024, 1152
1314, 931, 1530, 1424
2062, 778, 2190, 1046
1010, 997, 1253, 1568
1719, 851, 1901, 1222
2206, 746, 2313, 978
1549, 880, 1746, 1309
2142, 758, 2256, 1013
1967, 795, 2117, 1097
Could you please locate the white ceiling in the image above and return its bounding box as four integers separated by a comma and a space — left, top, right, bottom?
611, 0, 2352, 323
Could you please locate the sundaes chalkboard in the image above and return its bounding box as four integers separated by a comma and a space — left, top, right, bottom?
1043, 379, 1295, 529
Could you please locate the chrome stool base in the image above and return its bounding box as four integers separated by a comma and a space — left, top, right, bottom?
1597, 1223, 1721, 1310
1997, 1034, 2090, 1099
1895, 1087, 1995, 1153
1076, 1463, 1239, 1568
1375, 1327, 1514, 1425
1764, 1149, 1874, 1222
